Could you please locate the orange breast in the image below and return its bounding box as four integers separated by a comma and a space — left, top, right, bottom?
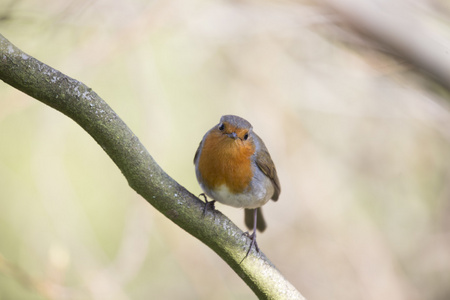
198, 131, 255, 194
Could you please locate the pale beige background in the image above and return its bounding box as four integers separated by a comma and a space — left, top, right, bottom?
1, 0, 450, 299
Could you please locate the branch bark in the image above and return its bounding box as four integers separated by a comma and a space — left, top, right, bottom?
0, 34, 304, 300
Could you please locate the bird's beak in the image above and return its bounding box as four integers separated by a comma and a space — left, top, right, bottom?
227, 132, 238, 139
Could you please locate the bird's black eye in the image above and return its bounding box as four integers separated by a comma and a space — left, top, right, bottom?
243, 133, 249, 140
218, 123, 225, 131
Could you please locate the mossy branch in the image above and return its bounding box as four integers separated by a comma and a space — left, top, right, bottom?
0, 34, 304, 300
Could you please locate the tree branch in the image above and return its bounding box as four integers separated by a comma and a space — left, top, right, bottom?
0, 34, 303, 300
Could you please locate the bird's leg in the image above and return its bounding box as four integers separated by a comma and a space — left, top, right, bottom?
242, 208, 260, 262
199, 193, 216, 216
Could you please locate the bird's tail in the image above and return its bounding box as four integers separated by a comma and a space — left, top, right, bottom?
244, 208, 267, 232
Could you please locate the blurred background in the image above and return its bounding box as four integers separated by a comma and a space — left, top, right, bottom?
1, 0, 450, 299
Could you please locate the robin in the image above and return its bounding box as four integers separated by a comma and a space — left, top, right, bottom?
194, 115, 281, 258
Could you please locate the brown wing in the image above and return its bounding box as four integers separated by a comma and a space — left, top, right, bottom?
254, 135, 281, 201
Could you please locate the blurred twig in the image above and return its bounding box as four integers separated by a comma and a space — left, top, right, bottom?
0, 253, 51, 298
0, 34, 304, 300
317, 0, 450, 93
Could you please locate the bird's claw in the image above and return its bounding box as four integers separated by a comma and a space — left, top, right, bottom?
199, 193, 216, 216
241, 230, 260, 263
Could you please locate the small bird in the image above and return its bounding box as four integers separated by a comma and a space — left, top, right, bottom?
194, 115, 280, 258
